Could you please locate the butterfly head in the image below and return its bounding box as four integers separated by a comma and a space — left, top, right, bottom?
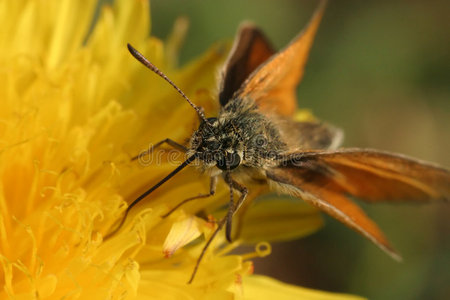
189, 117, 243, 171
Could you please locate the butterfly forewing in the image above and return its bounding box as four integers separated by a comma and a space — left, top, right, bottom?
219, 25, 275, 107
290, 149, 450, 202
233, 1, 327, 117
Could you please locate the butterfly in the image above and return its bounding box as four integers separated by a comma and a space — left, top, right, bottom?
121, 0, 450, 283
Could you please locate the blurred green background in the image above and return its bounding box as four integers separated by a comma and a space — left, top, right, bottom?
130, 0, 449, 299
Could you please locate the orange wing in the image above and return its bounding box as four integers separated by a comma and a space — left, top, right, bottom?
219, 24, 275, 107
266, 148, 450, 258
235, 0, 327, 117
293, 149, 450, 202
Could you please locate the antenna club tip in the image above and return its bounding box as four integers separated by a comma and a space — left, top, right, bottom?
127, 43, 136, 54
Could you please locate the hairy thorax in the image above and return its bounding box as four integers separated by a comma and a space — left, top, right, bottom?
188, 97, 287, 174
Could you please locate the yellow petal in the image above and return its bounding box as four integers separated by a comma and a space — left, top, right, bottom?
47, 0, 97, 68
239, 196, 324, 243
242, 275, 366, 300
165, 17, 190, 68
163, 215, 201, 258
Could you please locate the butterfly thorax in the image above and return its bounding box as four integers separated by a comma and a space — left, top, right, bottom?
188, 98, 286, 172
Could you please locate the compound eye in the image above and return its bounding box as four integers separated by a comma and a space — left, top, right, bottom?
228, 152, 241, 169
216, 152, 241, 171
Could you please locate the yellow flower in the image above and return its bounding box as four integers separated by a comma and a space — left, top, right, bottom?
0, 0, 365, 299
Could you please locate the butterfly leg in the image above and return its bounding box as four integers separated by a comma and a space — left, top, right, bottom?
188, 174, 248, 284
131, 138, 187, 161
188, 215, 227, 284
224, 173, 248, 242
161, 176, 218, 218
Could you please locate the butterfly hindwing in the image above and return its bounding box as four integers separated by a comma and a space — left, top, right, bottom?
275, 119, 343, 151
266, 148, 450, 257
267, 165, 400, 259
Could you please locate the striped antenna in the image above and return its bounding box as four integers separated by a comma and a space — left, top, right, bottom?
127, 44, 210, 124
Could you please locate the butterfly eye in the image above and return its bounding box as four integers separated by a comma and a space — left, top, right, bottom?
216, 152, 241, 171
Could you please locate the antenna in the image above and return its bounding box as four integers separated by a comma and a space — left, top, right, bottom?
127, 44, 210, 125
106, 154, 198, 238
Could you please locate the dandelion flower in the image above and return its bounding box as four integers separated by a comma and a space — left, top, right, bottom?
0, 0, 365, 299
